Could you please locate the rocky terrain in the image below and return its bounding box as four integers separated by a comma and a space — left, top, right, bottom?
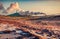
0, 15, 60, 39
0, 1, 60, 39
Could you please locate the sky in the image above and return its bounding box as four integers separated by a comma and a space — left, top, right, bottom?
0, 0, 60, 15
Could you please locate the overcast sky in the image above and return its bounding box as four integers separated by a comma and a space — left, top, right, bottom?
0, 0, 60, 15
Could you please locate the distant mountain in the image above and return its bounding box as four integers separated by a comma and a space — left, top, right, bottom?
8, 13, 21, 17
30, 15, 60, 20
48, 15, 60, 20
7, 12, 27, 17
7, 12, 31, 17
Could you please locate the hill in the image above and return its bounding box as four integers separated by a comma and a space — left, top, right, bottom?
30, 15, 60, 20
8, 13, 22, 17
7, 12, 60, 20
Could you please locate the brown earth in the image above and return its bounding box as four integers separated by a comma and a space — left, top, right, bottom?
0, 15, 60, 39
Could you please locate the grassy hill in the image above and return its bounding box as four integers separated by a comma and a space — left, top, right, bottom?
8, 13, 21, 17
